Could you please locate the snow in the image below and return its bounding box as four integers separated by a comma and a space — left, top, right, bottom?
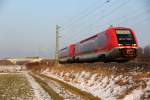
24, 72, 52, 100
35, 74, 83, 100
42, 69, 150, 100
146, 80, 150, 90
123, 90, 143, 100
0, 65, 22, 72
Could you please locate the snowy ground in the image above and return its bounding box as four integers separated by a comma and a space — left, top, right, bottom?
24, 72, 52, 100
0, 65, 22, 72
1, 63, 149, 100
0, 65, 52, 99
0, 65, 99, 100
0, 70, 52, 100
34, 74, 83, 100
42, 67, 150, 100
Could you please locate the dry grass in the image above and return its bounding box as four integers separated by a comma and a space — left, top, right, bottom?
26, 59, 55, 72
26, 59, 150, 77
0, 73, 34, 100
116, 72, 150, 99
26, 59, 150, 100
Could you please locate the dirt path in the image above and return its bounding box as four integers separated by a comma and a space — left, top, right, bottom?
0, 64, 100, 100
24, 72, 52, 100
31, 73, 100, 100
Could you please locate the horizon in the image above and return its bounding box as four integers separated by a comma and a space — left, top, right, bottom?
0, 0, 150, 58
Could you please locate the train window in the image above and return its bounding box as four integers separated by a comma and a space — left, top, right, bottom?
96, 32, 107, 47
60, 48, 69, 58
116, 30, 136, 46
78, 37, 97, 54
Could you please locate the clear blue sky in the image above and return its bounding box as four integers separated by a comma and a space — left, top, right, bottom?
0, 0, 150, 58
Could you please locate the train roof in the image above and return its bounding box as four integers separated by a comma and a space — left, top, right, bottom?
60, 47, 68, 51
80, 35, 98, 44
60, 27, 134, 49
108, 27, 132, 30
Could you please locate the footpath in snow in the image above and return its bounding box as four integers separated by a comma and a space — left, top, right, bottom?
24, 72, 52, 100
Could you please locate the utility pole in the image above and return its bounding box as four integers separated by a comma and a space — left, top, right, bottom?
55, 25, 61, 65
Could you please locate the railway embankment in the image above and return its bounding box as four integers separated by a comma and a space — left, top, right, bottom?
26, 59, 150, 100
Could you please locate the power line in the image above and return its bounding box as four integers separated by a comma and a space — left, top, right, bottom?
63, 0, 117, 34
61, 0, 150, 47
128, 13, 150, 26
62, 0, 121, 40
61, 0, 112, 32
61, 0, 115, 46
118, 8, 150, 25
85, 0, 130, 30
94, 1, 150, 31
61, 0, 101, 27
65, 0, 130, 42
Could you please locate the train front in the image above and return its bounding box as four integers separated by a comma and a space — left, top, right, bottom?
107, 27, 138, 61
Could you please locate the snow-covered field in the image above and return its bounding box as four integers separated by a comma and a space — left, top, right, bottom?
0, 65, 22, 72
42, 68, 150, 100
0, 64, 99, 100
0, 71, 52, 100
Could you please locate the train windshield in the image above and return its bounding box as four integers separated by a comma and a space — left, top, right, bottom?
116, 30, 136, 46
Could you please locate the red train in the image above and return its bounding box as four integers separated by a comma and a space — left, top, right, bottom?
59, 27, 138, 63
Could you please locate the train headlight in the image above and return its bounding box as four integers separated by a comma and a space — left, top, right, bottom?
132, 44, 136, 46
118, 44, 122, 46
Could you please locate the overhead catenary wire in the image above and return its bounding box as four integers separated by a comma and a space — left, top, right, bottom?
69, 0, 150, 40
93, 1, 150, 31
61, 0, 115, 46
76, 0, 130, 32
61, 0, 113, 32
128, 12, 150, 26
61, 0, 102, 29
61, 0, 150, 48
62, 0, 120, 37
65, 0, 130, 43
118, 8, 150, 26
62, 0, 117, 36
